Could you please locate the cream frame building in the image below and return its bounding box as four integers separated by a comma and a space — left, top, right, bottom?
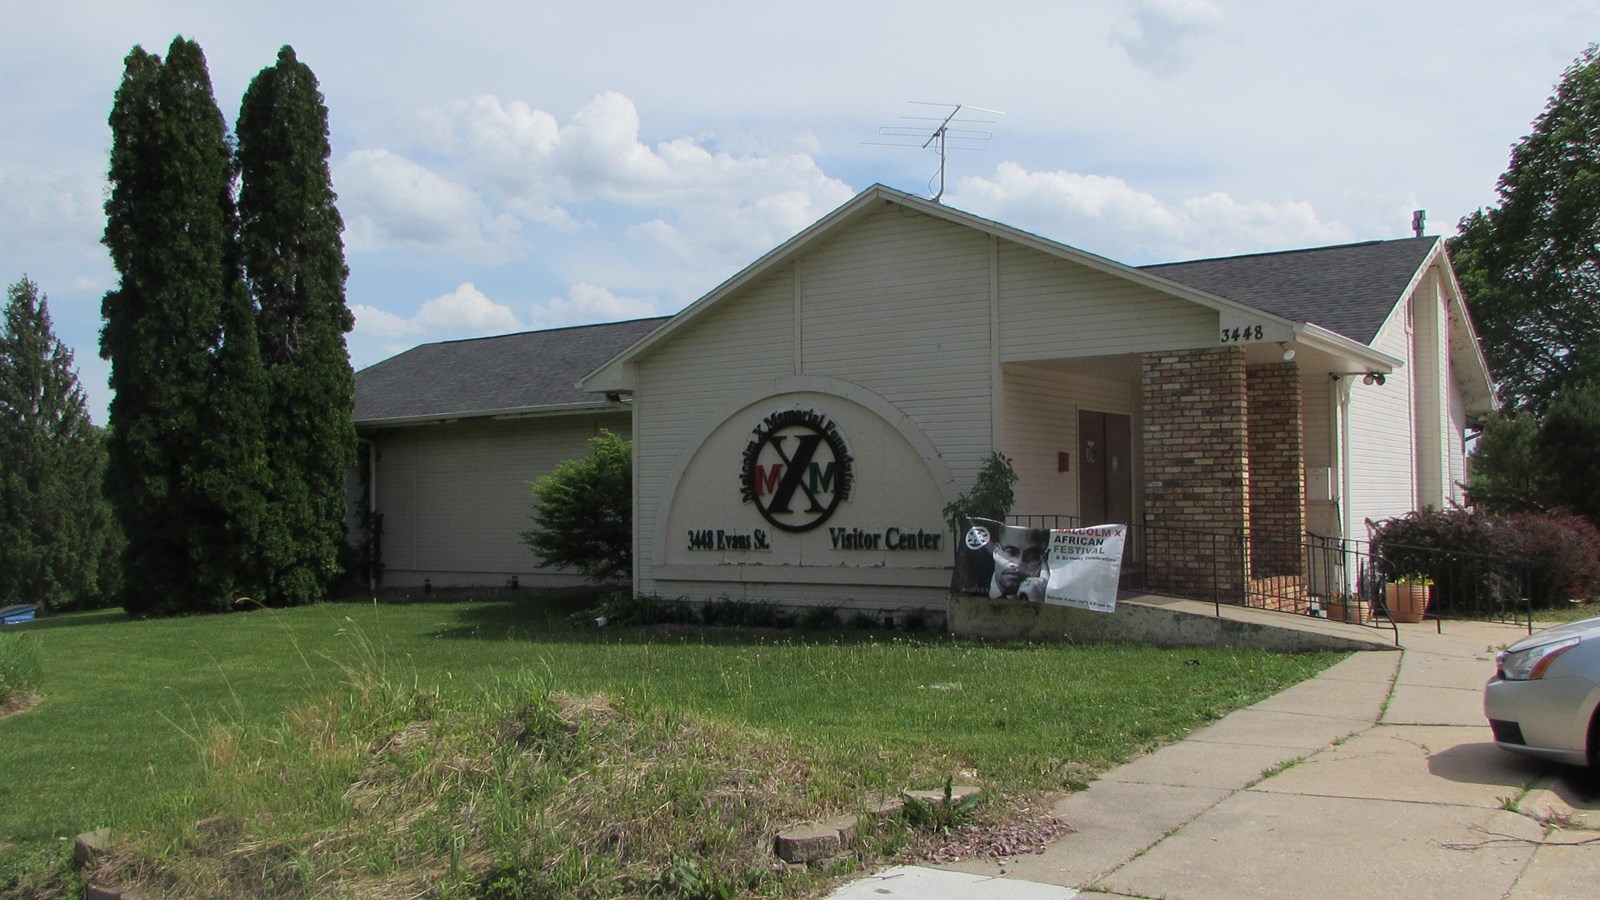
356, 185, 1497, 611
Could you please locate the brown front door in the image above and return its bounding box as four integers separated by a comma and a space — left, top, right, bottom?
1079, 410, 1132, 525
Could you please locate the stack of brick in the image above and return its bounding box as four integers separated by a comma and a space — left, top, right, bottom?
1246, 362, 1306, 578
1141, 347, 1250, 600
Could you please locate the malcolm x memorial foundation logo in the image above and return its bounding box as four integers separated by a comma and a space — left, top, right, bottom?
739, 409, 854, 532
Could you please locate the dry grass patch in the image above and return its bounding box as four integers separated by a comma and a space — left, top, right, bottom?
87, 671, 864, 898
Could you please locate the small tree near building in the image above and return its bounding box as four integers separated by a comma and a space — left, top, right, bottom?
523, 431, 633, 584
1536, 379, 1600, 525
1465, 410, 1550, 515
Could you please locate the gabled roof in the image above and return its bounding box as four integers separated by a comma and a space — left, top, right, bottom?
354, 316, 669, 425
1142, 236, 1439, 345
582, 184, 1409, 391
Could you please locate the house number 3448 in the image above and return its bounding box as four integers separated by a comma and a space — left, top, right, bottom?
1219, 325, 1264, 343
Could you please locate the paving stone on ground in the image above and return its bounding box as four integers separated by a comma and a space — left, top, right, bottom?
1315, 647, 1405, 685
1383, 682, 1488, 727
1099, 792, 1544, 900
1253, 725, 1534, 808
1505, 842, 1600, 899
1245, 675, 1389, 722
943, 781, 1229, 888
1396, 648, 1498, 690
827, 865, 1075, 899
1182, 706, 1372, 752
1097, 737, 1317, 792
1518, 770, 1600, 830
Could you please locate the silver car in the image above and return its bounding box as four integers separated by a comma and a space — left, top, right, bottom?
1485, 616, 1600, 767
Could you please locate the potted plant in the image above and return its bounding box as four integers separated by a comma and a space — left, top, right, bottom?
1324, 593, 1370, 625
1385, 575, 1432, 624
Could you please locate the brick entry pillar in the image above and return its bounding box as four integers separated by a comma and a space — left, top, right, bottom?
1142, 347, 1248, 600
1246, 362, 1306, 579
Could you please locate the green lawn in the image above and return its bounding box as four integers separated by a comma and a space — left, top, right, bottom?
0, 594, 1341, 895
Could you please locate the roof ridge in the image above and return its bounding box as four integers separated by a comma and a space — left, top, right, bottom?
424, 315, 672, 348
1143, 235, 1436, 269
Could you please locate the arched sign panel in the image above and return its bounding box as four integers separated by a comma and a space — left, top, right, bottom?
662, 392, 947, 569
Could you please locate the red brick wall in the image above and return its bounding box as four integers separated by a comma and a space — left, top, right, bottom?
1141, 347, 1248, 599
1247, 362, 1306, 578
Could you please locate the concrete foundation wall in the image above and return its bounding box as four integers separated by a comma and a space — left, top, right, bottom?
948, 594, 1394, 653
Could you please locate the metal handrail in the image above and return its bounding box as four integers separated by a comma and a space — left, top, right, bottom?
1008, 514, 1536, 639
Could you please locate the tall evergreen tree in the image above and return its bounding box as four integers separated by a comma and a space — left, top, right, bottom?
0, 277, 120, 610
101, 37, 268, 615
237, 46, 356, 606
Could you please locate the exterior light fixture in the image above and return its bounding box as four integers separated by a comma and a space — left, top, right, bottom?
1330, 371, 1389, 385
1279, 342, 1296, 361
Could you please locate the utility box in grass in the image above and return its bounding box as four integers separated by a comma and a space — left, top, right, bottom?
0, 604, 38, 625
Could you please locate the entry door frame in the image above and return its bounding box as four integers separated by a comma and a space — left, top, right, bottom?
1078, 408, 1133, 525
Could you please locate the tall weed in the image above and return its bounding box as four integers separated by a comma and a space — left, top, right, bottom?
0, 632, 41, 705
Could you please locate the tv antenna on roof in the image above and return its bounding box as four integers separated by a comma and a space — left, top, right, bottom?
866, 101, 1005, 203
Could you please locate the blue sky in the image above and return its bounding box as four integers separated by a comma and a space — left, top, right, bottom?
2, 0, 1595, 423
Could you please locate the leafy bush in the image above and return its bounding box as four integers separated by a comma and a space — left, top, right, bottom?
845, 611, 880, 630
797, 605, 841, 630
900, 777, 981, 834
698, 598, 790, 629
942, 452, 1018, 535
572, 592, 696, 628
898, 607, 933, 633
1498, 512, 1600, 607
0, 632, 41, 706
523, 431, 632, 584
1371, 508, 1600, 611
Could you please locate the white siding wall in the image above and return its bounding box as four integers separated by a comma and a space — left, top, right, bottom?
1412, 271, 1449, 508
1448, 370, 1469, 503
1002, 363, 1136, 518
1301, 372, 1338, 536
370, 412, 631, 588
1346, 300, 1419, 534
798, 207, 996, 476
997, 245, 1217, 361
633, 270, 798, 597
633, 207, 998, 608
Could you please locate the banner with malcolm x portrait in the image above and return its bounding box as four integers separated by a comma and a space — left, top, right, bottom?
952, 518, 1127, 614
1042, 525, 1127, 614
952, 517, 1050, 600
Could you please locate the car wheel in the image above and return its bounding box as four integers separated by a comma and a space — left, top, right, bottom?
1587, 707, 1600, 769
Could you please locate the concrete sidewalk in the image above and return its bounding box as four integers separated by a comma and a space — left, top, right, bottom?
831, 621, 1600, 899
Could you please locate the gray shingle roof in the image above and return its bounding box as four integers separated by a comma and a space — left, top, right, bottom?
354, 317, 669, 424
1142, 236, 1437, 344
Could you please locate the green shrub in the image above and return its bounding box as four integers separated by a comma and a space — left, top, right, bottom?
1371, 508, 1600, 611
0, 632, 41, 705
523, 431, 632, 584
845, 611, 880, 630
1500, 512, 1600, 606
898, 608, 932, 633
942, 452, 1018, 535
797, 605, 841, 630
573, 592, 696, 628
698, 598, 790, 629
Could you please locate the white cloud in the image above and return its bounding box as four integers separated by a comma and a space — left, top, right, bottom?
948, 161, 1351, 263
414, 283, 525, 333
334, 149, 522, 262
350, 303, 420, 338
409, 91, 855, 265
1111, 0, 1225, 77
352, 283, 525, 340
530, 282, 660, 330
